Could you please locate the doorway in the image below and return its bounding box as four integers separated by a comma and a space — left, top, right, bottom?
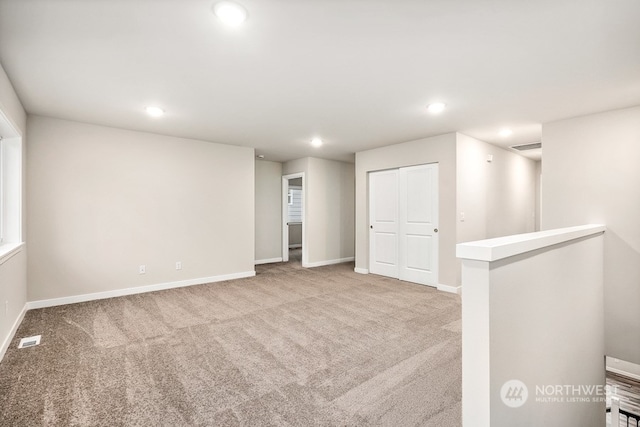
369, 163, 439, 286
282, 173, 307, 266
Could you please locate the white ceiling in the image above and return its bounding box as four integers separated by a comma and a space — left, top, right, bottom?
1, 0, 639, 163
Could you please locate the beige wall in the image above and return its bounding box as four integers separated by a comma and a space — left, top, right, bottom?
456, 133, 537, 244
27, 116, 255, 301
542, 105, 640, 365
255, 160, 282, 262
307, 157, 355, 264
0, 62, 27, 357
283, 157, 355, 266
535, 160, 541, 231
288, 223, 302, 247
355, 133, 457, 287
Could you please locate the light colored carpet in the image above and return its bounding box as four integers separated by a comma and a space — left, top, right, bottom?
0, 259, 461, 426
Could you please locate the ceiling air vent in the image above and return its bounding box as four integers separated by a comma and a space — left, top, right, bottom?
510, 142, 542, 151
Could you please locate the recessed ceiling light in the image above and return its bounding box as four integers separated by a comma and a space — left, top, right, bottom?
310, 137, 323, 147
427, 103, 446, 114
145, 106, 164, 117
213, 1, 248, 26
499, 128, 513, 137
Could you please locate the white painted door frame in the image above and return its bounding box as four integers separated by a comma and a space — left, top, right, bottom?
282, 172, 307, 266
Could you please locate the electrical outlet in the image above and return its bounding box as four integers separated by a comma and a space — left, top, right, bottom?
175, 261, 182, 270
139, 265, 146, 274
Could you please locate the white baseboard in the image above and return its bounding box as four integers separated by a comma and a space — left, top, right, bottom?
26, 270, 256, 310
0, 302, 28, 363
354, 267, 369, 274
304, 257, 355, 268
437, 283, 461, 294
255, 257, 283, 265
606, 356, 640, 381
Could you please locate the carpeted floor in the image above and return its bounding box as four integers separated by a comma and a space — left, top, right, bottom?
0, 256, 461, 426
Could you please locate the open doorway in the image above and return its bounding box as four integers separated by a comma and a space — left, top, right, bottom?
282, 173, 307, 266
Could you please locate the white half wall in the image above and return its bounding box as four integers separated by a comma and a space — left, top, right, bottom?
255, 160, 282, 263
27, 116, 255, 301
541, 105, 640, 365
458, 225, 605, 426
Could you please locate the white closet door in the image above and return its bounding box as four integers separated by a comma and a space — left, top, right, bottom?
369, 169, 399, 278
398, 164, 439, 286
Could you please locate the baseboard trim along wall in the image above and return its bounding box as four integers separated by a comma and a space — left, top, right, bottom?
26, 270, 256, 310
351, 268, 460, 294
0, 303, 28, 363
304, 257, 355, 268
255, 257, 283, 265
437, 283, 461, 294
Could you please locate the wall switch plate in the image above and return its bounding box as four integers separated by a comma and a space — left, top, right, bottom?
139, 265, 146, 274
176, 261, 182, 270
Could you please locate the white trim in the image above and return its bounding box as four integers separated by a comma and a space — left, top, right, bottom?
354, 267, 369, 274
304, 257, 354, 268
0, 302, 27, 363
607, 366, 640, 382
26, 271, 256, 310
606, 356, 640, 381
456, 224, 606, 262
0, 241, 24, 266
255, 257, 283, 265
437, 283, 461, 294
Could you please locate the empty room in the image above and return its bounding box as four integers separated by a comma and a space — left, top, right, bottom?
0, 1, 639, 426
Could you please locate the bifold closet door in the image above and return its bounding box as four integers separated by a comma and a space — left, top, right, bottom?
369, 164, 439, 286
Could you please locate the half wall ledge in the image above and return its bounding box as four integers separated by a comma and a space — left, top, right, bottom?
456, 224, 606, 262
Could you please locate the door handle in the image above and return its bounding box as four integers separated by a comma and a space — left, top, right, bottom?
434, 228, 438, 233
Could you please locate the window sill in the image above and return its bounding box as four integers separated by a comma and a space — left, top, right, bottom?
0, 242, 25, 266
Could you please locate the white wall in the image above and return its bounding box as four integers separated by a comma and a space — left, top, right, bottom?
535, 160, 541, 231
307, 157, 355, 265
27, 116, 255, 302
459, 227, 605, 426
355, 133, 457, 286
456, 133, 537, 244
255, 160, 282, 263
283, 157, 355, 266
0, 62, 27, 360
542, 105, 640, 365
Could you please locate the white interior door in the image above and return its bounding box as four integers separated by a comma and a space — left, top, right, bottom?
369, 169, 399, 278
369, 164, 439, 287
398, 164, 439, 286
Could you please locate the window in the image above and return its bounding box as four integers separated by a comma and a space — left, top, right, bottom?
287, 186, 302, 223
0, 113, 22, 255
